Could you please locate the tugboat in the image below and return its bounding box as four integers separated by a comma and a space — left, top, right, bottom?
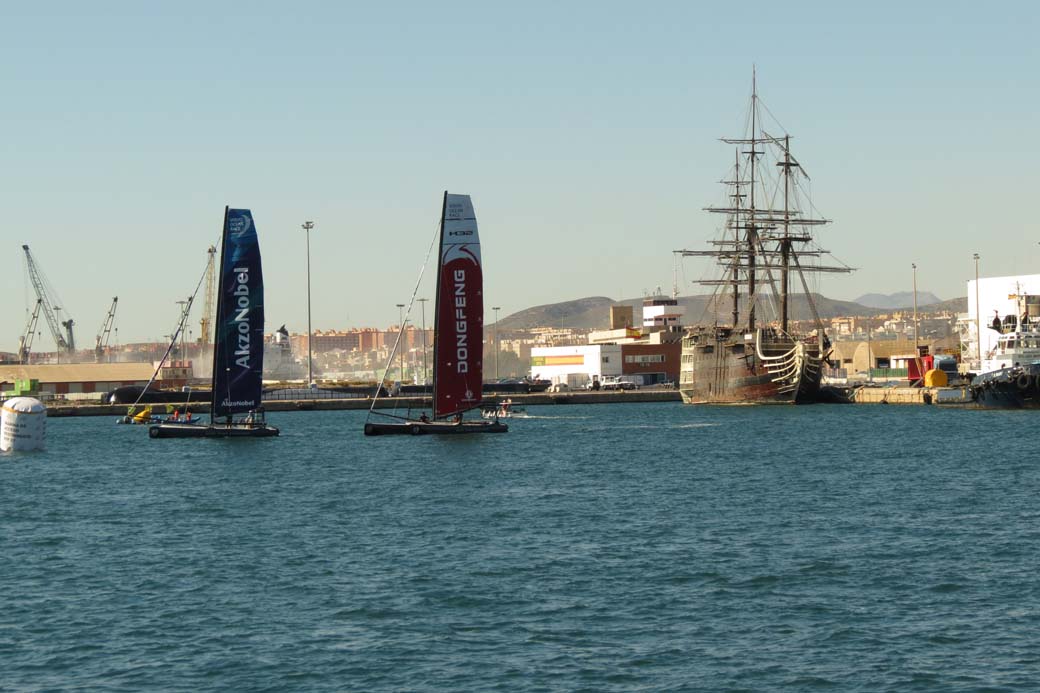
676, 71, 852, 404
970, 293, 1040, 408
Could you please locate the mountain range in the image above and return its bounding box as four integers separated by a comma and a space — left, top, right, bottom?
853, 291, 943, 309
498, 292, 966, 330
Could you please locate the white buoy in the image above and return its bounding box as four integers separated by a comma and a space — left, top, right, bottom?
1, 397, 47, 452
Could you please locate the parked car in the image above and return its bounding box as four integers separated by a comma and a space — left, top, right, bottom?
548, 383, 570, 393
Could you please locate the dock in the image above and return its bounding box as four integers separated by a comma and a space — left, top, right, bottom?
37, 384, 985, 417
851, 385, 974, 405
45, 389, 683, 417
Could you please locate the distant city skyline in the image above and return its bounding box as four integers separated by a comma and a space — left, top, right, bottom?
1, 2, 1036, 353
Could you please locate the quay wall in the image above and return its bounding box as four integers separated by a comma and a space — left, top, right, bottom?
852, 386, 974, 405
34, 386, 980, 417
44, 389, 682, 417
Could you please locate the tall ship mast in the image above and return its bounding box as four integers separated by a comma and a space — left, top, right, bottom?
676, 72, 851, 404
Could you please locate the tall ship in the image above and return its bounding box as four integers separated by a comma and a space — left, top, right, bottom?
678, 74, 851, 404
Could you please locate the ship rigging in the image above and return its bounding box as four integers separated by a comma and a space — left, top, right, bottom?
676, 72, 852, 404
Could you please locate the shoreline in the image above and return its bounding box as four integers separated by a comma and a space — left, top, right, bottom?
45, 389, 682, 417
39, 385, 987, 417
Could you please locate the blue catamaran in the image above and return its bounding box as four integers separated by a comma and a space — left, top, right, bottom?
150, 207, 278, 439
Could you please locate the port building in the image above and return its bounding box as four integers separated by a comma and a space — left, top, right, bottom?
963, 273, 1040, 371
0, 363, 155, 398
529, 299, 682, 387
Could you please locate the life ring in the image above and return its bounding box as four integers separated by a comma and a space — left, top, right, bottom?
411, 424, 421, 435
1016, 373, 1032, 391
148, 426, 160, 438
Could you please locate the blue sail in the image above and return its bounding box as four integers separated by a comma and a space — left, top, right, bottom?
211, 208, 265, 418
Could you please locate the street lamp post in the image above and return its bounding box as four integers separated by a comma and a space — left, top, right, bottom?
492, 306, 501, 381
396, 303, 406, 383
912, 263, 919, 346
973, 253, 981, 368
866, 313, 873, 383
912, 262, 921, 383
302, 221, 314, 387
418, 298, 429, 387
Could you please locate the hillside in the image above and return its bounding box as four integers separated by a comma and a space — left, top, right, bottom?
498, 293, 966, 330
854, 291, 943, 309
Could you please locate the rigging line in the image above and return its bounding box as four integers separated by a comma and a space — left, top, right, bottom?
128, 257, 211, 411
695, 282, 722, 327
677, 252, 711, 326
367, 219, 441, 420
758, 98, 788, 140
791, 253, 825, 333
753, 236, 783, 325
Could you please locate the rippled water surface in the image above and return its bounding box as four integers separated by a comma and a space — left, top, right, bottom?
3, 403, 1040, 691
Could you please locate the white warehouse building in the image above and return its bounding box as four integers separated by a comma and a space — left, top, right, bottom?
530, 345, 622, 389
965, 273, 1040, 370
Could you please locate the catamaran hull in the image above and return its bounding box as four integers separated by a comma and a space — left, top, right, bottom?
119, 415, 201, 425
364, 421, 508, 436
679, 331, 823, 404
149, 422, 280, 438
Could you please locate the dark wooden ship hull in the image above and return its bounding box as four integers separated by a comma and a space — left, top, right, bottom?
679, 328, 823, 405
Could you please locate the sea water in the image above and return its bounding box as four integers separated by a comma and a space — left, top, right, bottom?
2, 403, 1038, 691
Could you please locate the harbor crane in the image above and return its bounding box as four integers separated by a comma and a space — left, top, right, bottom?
21, 245, 76, 354
199, 245, 217, 345
94, 297, 118, 362
17, 299, 42, 364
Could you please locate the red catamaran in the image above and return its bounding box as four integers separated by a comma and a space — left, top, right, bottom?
364, 192, 507, 435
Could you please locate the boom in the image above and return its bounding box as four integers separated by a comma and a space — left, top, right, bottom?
18, 299, 42, 364
94, 297, 118, 362
22, 245, 75, 353
200, 245, 217, 345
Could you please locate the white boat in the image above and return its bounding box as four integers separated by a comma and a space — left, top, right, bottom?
481, 398, 525, 419
980, 294, 1040, 373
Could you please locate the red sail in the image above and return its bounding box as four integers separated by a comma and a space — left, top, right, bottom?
433, 193, 483, 418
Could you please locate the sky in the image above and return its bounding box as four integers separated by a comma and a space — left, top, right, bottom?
1, 1, 1036, 352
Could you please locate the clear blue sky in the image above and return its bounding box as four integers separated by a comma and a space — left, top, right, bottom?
2, 1, 1036, 351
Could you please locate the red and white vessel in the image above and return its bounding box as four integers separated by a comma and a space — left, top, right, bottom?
364, 192, 507, 436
